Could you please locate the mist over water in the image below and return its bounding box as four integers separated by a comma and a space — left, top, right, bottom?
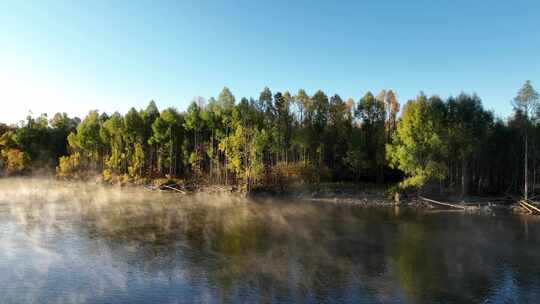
0, 178, 539, 303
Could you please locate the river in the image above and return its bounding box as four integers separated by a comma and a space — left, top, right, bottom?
0, 179, 539, 303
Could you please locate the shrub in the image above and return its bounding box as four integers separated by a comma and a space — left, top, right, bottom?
56, 152, 82, 178
1, 148, 28, 175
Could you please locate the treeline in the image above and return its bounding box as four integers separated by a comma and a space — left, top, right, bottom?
0, 81, 538, 196
0, 113, 79, 174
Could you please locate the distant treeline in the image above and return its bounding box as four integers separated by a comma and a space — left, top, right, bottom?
0, 81, 538, 196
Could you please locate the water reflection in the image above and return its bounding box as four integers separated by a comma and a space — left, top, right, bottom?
0, 178, 539, 303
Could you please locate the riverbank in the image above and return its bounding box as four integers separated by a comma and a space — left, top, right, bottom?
135, 178, 536, 215
3, 175, 536, 215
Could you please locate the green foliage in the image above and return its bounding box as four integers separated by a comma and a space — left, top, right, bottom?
327, 94, 352, 178
344, 148, 368, 178
124, 108, 144, 145
513, 80, 539, 118
71, 111, 103, 158
447, 94, 492, 158
102, 113, 125, 173
3, 83, 536, 196
0, 112, 78, 172
311, 90, 329, 136
387, 95, 447, 189
355, 92, 387, 179
218, 87, 235, 111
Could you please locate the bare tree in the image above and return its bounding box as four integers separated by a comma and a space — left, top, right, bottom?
512, 80, 539, 200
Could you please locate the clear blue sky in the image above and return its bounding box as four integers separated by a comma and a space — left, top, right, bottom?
1, 0, 539, 124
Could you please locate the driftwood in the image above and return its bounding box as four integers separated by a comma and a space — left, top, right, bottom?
160, 184, 187, 194
520, 200, 540, 215
214, 186, 233, 192
419, 196, 466, 210
520, 202, 533, 214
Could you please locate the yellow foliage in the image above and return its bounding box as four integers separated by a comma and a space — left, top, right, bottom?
128, 143, 144, 177
102, 169, 114, 182
56, 152, 82, 178
1, 148, 28, 175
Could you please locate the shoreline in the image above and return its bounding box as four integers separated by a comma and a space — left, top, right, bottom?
133, 179, 532, 215
1, 176, 535, 215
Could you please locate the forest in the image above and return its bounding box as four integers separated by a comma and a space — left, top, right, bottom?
0, 81, 538, 197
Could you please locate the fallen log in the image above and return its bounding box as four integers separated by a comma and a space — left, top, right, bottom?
520, 200, 540, 215
519, 202, 533, 214
419, 196, 466, 210
160, 184, 187, 194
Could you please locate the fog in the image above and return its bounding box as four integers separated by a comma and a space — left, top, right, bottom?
0, 178, 539, 303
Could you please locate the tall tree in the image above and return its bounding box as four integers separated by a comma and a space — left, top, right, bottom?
387, 94, 447, 189
217, 87, 236, 184
123, 108, 145, 176
68, 110, 104, 171
328, 94, 352, 178
311, 90, 329, 168
102, 112, 125, 174
184, 101, 203, 176
293, 89, 311, 163
446, 94, 492, 197
385, 90, 400, 142
512, 80, 540, 199
142, 100, 160, 176
356, 92, 386, 181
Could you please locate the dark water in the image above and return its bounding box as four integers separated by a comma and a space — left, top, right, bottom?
0, 179, 539, 303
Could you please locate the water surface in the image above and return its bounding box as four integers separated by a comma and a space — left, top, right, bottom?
0, 179, 539, 303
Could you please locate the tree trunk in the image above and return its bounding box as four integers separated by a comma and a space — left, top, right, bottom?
210, 130, 214, 183
525, 133, 528, 200
169, 127, 174, 176
461, 158, 468, 198
225, 126, 228, 185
